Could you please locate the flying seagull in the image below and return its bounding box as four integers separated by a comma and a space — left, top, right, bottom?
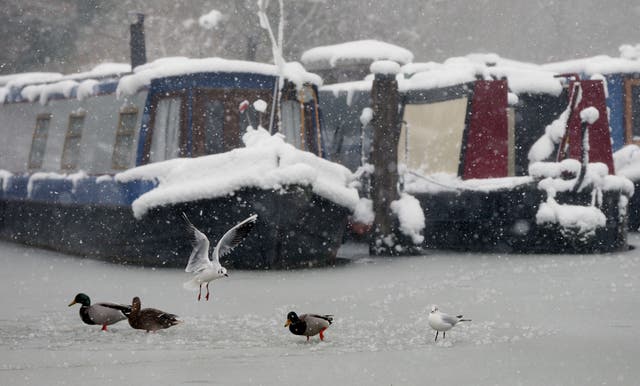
182, 213, 258, 301
428, 305, 471, 342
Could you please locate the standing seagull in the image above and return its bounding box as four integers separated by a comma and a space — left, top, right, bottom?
182, 213, 258, 301
68, 293, 131, 331
428, 305, 471, 342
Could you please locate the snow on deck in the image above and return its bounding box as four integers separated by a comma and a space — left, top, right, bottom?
1, 235, 639, 385
115, 127, 359, 218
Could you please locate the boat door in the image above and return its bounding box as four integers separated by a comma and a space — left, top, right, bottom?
191, 89, 272, 156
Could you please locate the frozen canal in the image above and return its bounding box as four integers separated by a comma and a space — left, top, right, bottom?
1, 236, 640, 385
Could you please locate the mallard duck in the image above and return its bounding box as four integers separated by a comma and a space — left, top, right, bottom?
285, 311, 333, 341
182, 213, 257, 301
68, 293, 131, 331
428, 305, 471, 341
127, 296, 181, 332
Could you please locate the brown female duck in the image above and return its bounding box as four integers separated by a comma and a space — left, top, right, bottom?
127, 296, 182, 332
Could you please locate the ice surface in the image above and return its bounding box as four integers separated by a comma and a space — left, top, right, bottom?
1, 235, 640, 385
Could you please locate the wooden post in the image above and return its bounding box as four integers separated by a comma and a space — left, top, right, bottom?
369, 63, 401, 255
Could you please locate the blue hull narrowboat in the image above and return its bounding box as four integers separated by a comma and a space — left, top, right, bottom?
0, 58, 358, 269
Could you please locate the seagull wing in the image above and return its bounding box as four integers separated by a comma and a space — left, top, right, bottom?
182, 213, 213, 273
212, 214, 258, 264
440, 312, 461, 326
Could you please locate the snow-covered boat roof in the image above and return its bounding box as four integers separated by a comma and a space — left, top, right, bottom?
542, 55, 640, 76
116, 57, 322, 97
321, 53, 564, 97
301, 40, 414, 70
1, 57, 321, 104
542, 44, 640, 76
115, 127, 359, 219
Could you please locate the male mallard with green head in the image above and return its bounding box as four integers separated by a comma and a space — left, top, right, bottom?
127, 296, 182, 332
285, 311, 333, 341
68, 293, 131, 331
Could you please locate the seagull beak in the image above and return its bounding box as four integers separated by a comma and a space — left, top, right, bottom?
68, 300, 76, 307
284, 319, 291, 327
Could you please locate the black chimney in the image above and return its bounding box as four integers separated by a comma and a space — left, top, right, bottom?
130, 13, 147, 69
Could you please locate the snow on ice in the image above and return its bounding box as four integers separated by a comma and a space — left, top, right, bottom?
2, 235, 640, 385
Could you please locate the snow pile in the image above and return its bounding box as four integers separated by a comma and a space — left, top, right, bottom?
580, 106, 599, 124
116, 57, 320, 97
399, 54, 563, 96
403, 171, 532, 195
198, 9, 225, 29
64, 62, 130, 81
0, 169, 13, 191
321, 53, 563, 97
301, 40, 414, 69
614, 144, 640, 182
370, 60, 400, 75
530, 159, 633, 234
620, 44, 640, 60
543, 55, 640, 76
530, 159, 633, 196
21, 79, 79, 105
26, 171, 88, 197
76, 79, 100, 100
352, 198, 374, 225
535, 191, 606, 235
115, 127, 360, 218
390, 193, 425, 244
528, 104, 571, 163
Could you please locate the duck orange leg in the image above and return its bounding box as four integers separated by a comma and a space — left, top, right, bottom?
319, 327, 327, 341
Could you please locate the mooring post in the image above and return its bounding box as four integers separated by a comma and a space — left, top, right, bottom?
369, 61, 401, 255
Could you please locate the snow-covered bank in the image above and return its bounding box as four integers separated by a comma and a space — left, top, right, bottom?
1, 237, 639, 385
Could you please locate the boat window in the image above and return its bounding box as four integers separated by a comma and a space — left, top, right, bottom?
624, 78, 640, 145
398, 97, 468, 174
150, 96, 182, 162
280, 99, 303, 149
28, 114, 51, 170
201, 99, 225, 155
61, 112, 85, 171
112, 107, 138, 169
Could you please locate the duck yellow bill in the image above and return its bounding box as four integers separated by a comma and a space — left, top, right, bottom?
284, 319, 291, 327
68, 300, 77, 307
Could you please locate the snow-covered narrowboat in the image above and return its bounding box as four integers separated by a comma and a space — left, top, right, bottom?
542, 48, 640, 231
0, 57, 360, 269
305, 42, 632, 253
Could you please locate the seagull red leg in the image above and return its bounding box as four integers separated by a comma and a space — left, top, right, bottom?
197, 284, 202, 301
101, 324, 107, 331
205, 283, 210, 301
319, 327, 327, 341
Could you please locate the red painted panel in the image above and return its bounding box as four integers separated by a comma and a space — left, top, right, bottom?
561, 80, 615, 174
462, 80, 509, 179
